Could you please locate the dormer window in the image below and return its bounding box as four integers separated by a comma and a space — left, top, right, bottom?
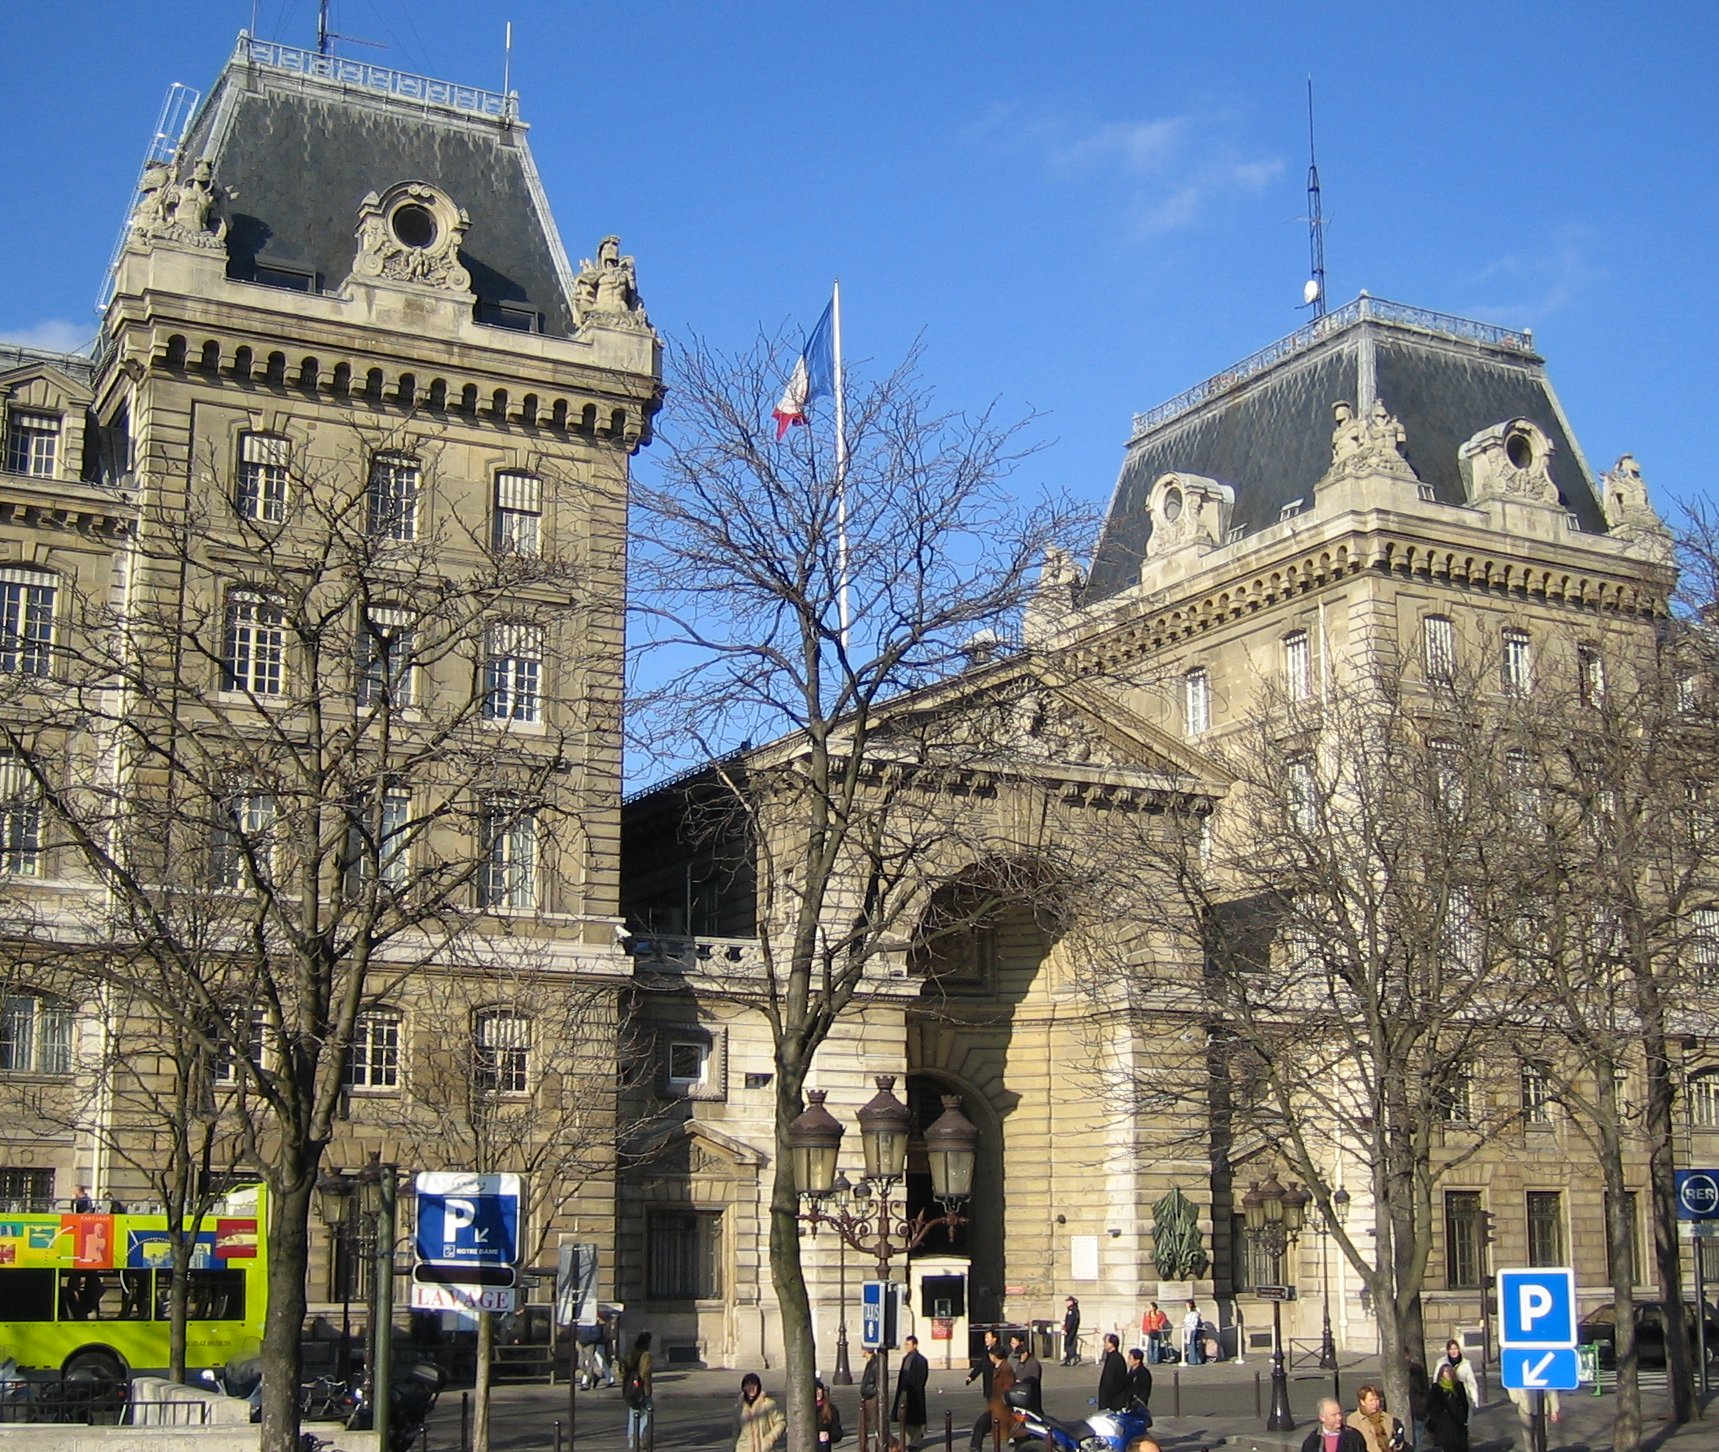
391, 203, 437, 250
5, 412, 59, 479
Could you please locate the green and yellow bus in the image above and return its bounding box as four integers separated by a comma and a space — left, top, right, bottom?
0, 1184, 267, 1382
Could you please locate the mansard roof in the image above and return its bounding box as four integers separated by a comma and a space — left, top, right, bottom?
1084, 296, 1609, 604
181, 35, 579, 336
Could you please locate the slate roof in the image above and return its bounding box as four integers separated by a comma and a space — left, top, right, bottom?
1083, 297, 1609, 604
180, 37, 579, 336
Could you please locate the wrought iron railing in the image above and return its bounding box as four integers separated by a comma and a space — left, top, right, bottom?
1130, 294, 1535, 439
239, 35, 517, 121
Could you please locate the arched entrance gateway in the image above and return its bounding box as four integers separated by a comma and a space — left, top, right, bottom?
905, 864, 1066, 1328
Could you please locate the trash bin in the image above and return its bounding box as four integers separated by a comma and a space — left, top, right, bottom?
1033, 1320, 1058, 1361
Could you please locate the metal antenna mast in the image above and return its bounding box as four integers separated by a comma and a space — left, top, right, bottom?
1304, 77, 1327, 317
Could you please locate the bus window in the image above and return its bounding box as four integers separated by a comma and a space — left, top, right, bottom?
58, 1270, 117, 1321
155, 1269, 246, 1322
7, 1268, 54, 1321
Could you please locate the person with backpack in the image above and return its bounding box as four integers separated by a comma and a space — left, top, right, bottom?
621, 1331, 653, 1452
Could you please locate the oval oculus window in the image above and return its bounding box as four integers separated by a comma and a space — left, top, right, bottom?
391, 204, 437, 250
1161, 487, 1184, 523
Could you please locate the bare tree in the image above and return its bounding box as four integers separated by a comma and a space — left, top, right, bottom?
629, 333, 1080, 1446
0, 421, 597, 1451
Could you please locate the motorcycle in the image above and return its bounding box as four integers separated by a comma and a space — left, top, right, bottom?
1009, 1390, 1157, 1452
342, 1360, 447, 1452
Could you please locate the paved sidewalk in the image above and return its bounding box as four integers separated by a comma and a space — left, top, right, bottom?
421, 1355, 1719, 1452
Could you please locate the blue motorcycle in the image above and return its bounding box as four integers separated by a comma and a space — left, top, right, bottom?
1010, 1390, 1157, 1452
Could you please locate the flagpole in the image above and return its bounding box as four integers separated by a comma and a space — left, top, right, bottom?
832, 279, 850, 651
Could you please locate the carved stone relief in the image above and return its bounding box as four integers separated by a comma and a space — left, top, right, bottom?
130, 155, 228, 251
1459, 419, 1561, 507
1143, 472, 1233, 565
573, 235, 650, 330
352, 182, 471, 292
1318, 397, 1418, 488
1601, 453, 1673, 559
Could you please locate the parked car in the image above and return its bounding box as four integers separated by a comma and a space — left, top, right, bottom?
1579, 1301, 1719, 1368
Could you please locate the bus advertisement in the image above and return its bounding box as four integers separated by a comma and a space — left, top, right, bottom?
0, 1184, 267, 1382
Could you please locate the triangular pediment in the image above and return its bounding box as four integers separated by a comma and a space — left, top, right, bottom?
634, 1117, 767, 1172
0, 362, 93, 407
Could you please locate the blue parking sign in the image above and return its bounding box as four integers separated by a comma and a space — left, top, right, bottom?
1502, 1347, 1580, 1392
1499, 1268, 1576, 1349
415, 1172, 522, 1268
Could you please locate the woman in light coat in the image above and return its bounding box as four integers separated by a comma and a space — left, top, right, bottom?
734, 1372, 785, 1452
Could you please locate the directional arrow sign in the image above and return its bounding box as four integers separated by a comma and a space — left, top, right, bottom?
1502, 1347, 1580, 1392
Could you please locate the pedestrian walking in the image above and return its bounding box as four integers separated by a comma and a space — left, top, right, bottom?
815, 1379, 845, 1449
1097, 1333, 1129, 1412
1062, 1296, 1082, 1365
1125, 1347, 1153, 1409
894, 1333, 929, 1447
1009, 1329, 1043, 1414
1346, 1383, 1406, 1452
1440, 1340, 1478, 1408
965, 1328, 1001, 1395
1302, 1397, 1367, 1452
1426, 1364, 1469, 1452
1182, 1301, 1206, 1366
621, 1331, 653, 1452
733, 1373, 785, 1452
860, 1347, 879, 1437
968, 1345, 1014, 1451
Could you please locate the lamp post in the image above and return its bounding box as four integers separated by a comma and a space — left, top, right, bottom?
356, 1153, 399, 1452
1244, 1172, 1309, 1432
314, 1169, 357, 1383
790, 1077, 977, 1452
831, 1170, 854, 1385
1318, 1186, 1351, 1395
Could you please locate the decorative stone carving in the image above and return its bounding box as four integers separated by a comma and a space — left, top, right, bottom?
130, 155, 228, 250
1318, 397, 1417, 488
1143, 472, 1233, 565
1459, 419, 1561, 507
352, 182, 471, 291
574, 235, 650, 329
1008, 690, 1093, 764
1601, 453, 1673, 559
1151, 1186, 1210, 1280
1022, 546, 1085, 643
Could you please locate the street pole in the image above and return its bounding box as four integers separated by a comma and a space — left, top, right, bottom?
367, 1162, 398, 1452
834, 1235, 853, 1385
1267, 1296, 1294, 1430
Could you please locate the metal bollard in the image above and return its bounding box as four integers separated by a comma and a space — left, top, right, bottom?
461, 1391, 471, 1452
418, 1424, 427, 1452
1254, 1372, 1262, 1418
945, 1408, 955, 1451
554, 1420, 562, 1452
1173, 1369, 1181, 1418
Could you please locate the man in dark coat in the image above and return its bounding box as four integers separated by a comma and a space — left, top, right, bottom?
1097, 1333, 1129, 1412
1301, 1397, 1368, 1452
1124, 1347, 1153, 1410
1062, 1296, 1081, 1365
969, 1347, 1015, 1451
965, 1327, 1002, 1397
894, 1333, 929, 1446
1009, 1330, 1043, 1414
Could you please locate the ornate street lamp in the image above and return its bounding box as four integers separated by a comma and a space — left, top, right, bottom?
315, 1169, 356, 1382
1319, 1185, 1352, 1386
792, 1078, 978, 1452
1244, 1172, 1306, 1432
356, 1153, 399, 1452
830, 1171, 854, 1384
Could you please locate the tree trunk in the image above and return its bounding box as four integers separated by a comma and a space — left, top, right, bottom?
1603, 1137, 1643, 1452
259, 1169, 314, 1452
772, 1067, 818, 1452
1642, 1014, 1694, 1421
475, 1310, 494, 1452
169, 1234, 191, 1385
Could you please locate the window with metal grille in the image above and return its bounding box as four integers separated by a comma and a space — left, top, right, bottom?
356, 607, 415, 710
479, 801, 537, 910
0, 756, 42, 878
0, 1167, 53, 1213
346, 788, 411, 894
1285, 754, 1318, 834
365, 453, 419, 541
1444, 1191, 1483, 1289
1423, 615, 1455, 684
646, 1209, 723, 1300
222, 591, 286, 695
1, 992, 72, 1074
1526, 1190, 1564, 1266
493, 471, 542, 555
1693, 908, 1719, 988
1229, 1211, 1276, 1292
1442, 891, 1482, 973
211, 1007, 267, 1086
210, 793, 276, 892
235, 433, 290, 522
344, 1012, 401, 1090
0, 569, 55, 676
1436, 1061, 1476, 1122
5, 412, 59, 478
1577, 645, 1606, 707
1283, 631, 1311, 702
1691, 1074, 1719, 1129
1184, 668, 1210, 735
483, 622, 542, 723
473, 1010, 529, 1095
1502, 629, 1533, 695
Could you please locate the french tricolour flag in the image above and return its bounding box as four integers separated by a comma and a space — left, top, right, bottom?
772, 301, 835, 440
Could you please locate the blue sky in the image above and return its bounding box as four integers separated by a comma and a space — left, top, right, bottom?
4, 0, 1714, 531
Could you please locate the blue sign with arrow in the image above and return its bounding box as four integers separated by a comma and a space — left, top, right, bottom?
414, 1172, 521, 1268
1502, 1347, 1580, 1392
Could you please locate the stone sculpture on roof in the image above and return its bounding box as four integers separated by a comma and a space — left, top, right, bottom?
131, 155, 228, 250
1320, 396, 1417, 489
1601, 453, 1673, 561
352, 182, 471, 292
574, 236, 650, 329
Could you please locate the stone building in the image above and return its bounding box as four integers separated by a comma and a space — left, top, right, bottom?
619, 295, 1709, 1373
0, 32, 658, 1351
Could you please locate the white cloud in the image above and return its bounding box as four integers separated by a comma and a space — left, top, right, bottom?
0, 319, 96, 355
1457, 228, 1599, 323
977, 103, 1282, 236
